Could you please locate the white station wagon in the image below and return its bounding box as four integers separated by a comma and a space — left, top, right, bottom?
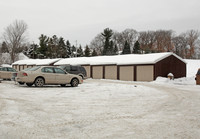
16, 66, 83, 87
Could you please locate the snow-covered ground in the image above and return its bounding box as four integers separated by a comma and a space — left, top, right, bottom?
0, 58, 200, 138
0, 78, 200, 139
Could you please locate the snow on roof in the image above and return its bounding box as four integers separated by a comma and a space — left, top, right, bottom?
12, 52, 186, 66
12, 58, 60, 66
54, 52, 186, 66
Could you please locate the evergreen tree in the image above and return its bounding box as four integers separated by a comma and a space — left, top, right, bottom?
92, 48, 98, 56
84, 45, 91, 57
58, 37, 66, 58
71, 45, 77, 57
122, 41, 131, 54
1, 42, 9, 53
27, 43, 39, 59
66, 40, 72, 58
133, 41, 141, 54
38, 34, 49, 58
113, 44, 118, 55
77, 45, 84, 57
101, 28, 113, 55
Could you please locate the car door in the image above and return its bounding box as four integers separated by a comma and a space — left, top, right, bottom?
70, 66, 78, 75
7, 67, 16, 79
0, 67, 9, 79
41, 67, 56, 84
54, 68, 69, 84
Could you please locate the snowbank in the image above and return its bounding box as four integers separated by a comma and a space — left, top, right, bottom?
154, 76, 196, 85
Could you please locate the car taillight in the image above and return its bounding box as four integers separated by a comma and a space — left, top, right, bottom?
23, 73, 28, 76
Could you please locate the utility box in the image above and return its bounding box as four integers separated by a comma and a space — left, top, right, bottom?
167, 73, 174, 80
195, 68, 200, 85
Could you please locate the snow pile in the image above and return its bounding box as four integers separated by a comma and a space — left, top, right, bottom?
154, 76, 196, 85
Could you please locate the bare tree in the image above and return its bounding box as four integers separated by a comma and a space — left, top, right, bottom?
184, 30, 199, 59
138, 31, 156, 53
2, 20, 28, 63
113, 29, 138, 51
89, 33, 104, 55
172, 34, 187, 58
154, 30, 174, 52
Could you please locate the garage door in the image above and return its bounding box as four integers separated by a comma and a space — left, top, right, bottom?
119, 66, 134, 81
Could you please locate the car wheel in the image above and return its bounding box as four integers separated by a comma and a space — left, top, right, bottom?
60, 84, 66, 87
18, 82, 24, 85
26, 83, 33, 87
71, 78, 79, 87
35, 77, 44, 87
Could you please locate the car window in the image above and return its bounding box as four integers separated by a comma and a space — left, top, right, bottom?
0, 67, 2, 71
71, 66, 78, 71
1, 67, 7, 71
58, 65, 70, 72
64, 66, 71, 72
54, 68, 66, 74
7, 68, 16, 72
80, 67, 86, 72
197, 70, 200, 75
42, 67, 54, 73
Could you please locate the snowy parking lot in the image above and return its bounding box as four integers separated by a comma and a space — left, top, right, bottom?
0, 78, 200, 138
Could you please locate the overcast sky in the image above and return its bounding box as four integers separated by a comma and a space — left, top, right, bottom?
0, 0, 200, 46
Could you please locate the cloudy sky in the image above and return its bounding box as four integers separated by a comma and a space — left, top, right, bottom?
0, 0, 200, 46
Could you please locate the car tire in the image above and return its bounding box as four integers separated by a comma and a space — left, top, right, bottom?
71, 78, 79, 87
26, 83, 33, 87
60, 84, 66, 87
35, 77, 44, 87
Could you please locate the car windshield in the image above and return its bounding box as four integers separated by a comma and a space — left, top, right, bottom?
24, 66, 40, 71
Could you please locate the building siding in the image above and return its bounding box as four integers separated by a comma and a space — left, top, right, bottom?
154, 55, 186, 79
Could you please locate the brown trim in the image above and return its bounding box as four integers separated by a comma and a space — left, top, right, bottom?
118, 64, 155, 66
103, 66, 105, 79
117, 65, 120, 80
153, 64, 156, 80
91, 64, 116, 66
134, 66, 137, 81
80, 64, 90, 66
90, 66, 93, 78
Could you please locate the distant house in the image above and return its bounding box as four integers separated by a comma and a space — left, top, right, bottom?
54, 52, 187, 81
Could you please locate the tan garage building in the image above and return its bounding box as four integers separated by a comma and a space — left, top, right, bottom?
54, 52, 187, 81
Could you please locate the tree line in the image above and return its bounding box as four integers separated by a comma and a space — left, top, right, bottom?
0, 20, 200, 64
90, 28, 200, 59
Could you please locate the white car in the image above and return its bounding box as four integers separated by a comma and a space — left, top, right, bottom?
16, 66, 83, 87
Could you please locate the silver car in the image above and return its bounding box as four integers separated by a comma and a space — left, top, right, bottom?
16, 66, 83, 87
